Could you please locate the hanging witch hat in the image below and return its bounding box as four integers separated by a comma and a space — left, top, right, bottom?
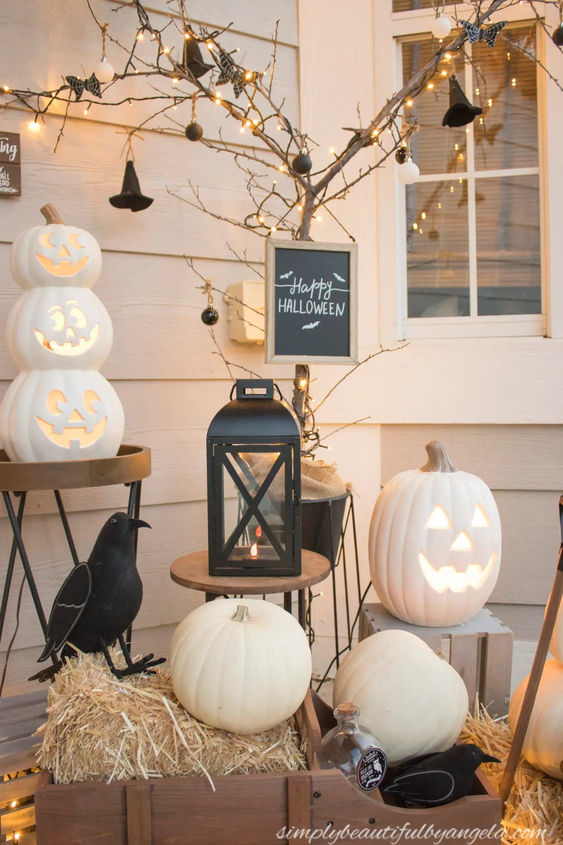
109, 160, 153, 212
182, 36, 213, 78
442, 75, 482, 128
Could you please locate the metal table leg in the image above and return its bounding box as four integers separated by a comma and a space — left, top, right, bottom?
53, 490, 80, 566
2, 491, 48, 636
0, 492, 26, 649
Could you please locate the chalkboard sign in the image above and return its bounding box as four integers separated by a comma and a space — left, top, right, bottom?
265, 240, 357, 363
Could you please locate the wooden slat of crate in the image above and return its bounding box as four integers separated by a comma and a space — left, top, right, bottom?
0, 689, 47, 775
0, 773, 42, 804
1, 803, 35, 836
359, 603, 514, 717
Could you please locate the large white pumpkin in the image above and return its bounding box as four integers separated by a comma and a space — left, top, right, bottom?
369, 441, 501, 626
0, 369, 124, 461
170, 598, 312, 735
10, 206, 101, 290
333, 629, 468, 765
509, 659, 563, 781
6, 287, 113, 370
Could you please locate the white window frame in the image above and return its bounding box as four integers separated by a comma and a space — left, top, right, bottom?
379, 2, 550, 341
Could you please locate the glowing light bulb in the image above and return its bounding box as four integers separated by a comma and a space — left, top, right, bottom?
136, 31, 144, 40
441, 70, 447, 76
454, 143, 459, 150
10, 801, 17, 808
475, 87, 480, 96
427, 82, 435, 90
206, 41, 214, 50
270, 226, 277, 232
329, 146, 336, 155
2, 85, 11, 92
172, 77, 179, 84
258, 216, 264, 223
437, 202, 442, 209
444, 52, 452, 60
421, 211, 426, 220
28, 120, 40, 132
184, 32, 191, 39
298, 378, 308, 389
405, 99, 414, 107
412, 222, 418, 230
511, 77, 517, 87
488, 98, 493, 108
244, 71, 253, 81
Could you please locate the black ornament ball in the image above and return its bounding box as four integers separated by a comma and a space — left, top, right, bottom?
395, 146, 408, 164
552, 25, 563, 45
185, 121, 203, 142
291, 151, 312, 175
201, 306, 219, 326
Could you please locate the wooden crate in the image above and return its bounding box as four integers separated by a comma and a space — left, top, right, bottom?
35, 692, 502, 845
0, 689, 49, 845
359, 603, 514, 717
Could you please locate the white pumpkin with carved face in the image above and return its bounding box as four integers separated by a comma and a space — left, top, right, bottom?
6, 287, 112, 370
369, 441, 502, 627
0, 370, 124, 461
10, 213, 101, 290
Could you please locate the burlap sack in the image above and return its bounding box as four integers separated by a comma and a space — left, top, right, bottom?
239, 453, 348, 501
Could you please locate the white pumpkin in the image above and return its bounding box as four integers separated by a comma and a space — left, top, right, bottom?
170, 598, 312, 735
549, 594, 563, 662
509, 659, 563, 781
0, 369, 124, 461
6, 287, 113, 370
10, 206, 101, 290
369, 441, 501, 627
333, 629, 468, 765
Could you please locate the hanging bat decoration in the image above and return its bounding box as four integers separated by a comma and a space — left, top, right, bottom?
65, 74, 102, 100
460, 20, 507, 48
215, 47, 246, 97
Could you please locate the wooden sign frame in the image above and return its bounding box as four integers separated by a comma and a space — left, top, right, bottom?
265, 239, 358, 364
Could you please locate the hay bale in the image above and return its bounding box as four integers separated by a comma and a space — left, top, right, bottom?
36, 650, 307, 785
460, 706, 563, 845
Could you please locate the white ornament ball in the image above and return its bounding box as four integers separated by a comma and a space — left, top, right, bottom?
431, 14, 452, 39
170, 598, 312, 735
94, 59, 114, 84
397, 157, 420, 185
334, 629, 468, 765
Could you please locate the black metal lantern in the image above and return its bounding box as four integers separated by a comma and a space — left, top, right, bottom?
207, 379, 301, 577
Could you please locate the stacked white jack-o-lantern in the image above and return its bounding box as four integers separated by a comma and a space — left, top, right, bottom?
0, 205, 124, 461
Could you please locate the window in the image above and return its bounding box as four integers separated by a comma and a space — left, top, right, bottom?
397, 22, 544, 336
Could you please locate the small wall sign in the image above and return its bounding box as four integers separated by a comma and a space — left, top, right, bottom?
0, 131, 21, 196
265, 239, 358, 363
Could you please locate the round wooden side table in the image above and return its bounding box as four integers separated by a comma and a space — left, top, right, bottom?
170, 548, 331, 629
0, 445, 151, 656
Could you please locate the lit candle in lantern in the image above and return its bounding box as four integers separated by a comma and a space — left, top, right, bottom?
256, 525, 262, 539
250, 542, 258, 559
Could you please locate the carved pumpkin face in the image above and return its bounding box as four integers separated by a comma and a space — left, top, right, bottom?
36, 388, 107, 448
34, 300, 100, 356
10, 223, 102, 289
369, 442, 502, 627
35, 230, 91, 277
418, 500, 498, 594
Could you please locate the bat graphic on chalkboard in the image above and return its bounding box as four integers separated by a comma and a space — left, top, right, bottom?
279, 270, 293, 279
302, 321, 320, 330
333, 272, 346, 284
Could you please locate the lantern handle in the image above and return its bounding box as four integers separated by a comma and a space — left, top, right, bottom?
232, 379, 275, 401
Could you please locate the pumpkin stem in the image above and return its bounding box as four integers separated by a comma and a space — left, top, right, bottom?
420, 441, 457, 473
40, 204, 66, 225
232, 604, 250, 622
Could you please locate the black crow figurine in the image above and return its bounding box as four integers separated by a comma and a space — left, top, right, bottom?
31, 512, 164, 681
382, 744, 501, 807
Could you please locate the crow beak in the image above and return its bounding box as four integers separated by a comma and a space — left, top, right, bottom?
482, 753, 501, 764
128, 518, 151, 531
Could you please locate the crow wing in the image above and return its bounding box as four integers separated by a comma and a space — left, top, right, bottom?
382, 768, 456, 806
37, 563, 92, 662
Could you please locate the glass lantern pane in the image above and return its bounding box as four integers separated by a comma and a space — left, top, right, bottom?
476, 174, 541, 315
473, 24, 538, 171
402, 38, 466, 176
222, 450, 288, 563
407, 179, 470, 317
